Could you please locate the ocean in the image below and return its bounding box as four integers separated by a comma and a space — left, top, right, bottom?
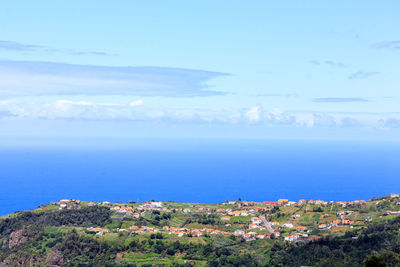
1, 139, 399, 216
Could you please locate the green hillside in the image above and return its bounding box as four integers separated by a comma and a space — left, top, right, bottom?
1, 195, 400, 266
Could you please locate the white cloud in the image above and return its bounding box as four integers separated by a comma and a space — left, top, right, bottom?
57, 100, 96, 106
129, 100, 143, 107
0, 60, 227, 97
1, 100, 400, 130
245, 105, 262, 123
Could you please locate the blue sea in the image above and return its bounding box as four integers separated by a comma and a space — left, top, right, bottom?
1, 139, 399, 216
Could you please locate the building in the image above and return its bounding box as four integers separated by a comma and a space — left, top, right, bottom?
277, 199, 289, 206
234, 230, 245, 236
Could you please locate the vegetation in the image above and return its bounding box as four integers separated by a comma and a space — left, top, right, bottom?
268, 216, 400, 266
1, 195, 400, 266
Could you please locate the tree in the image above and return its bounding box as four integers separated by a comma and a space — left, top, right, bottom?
364, 254, 386, 267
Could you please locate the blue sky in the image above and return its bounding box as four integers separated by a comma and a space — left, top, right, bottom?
1, 1, 400, 141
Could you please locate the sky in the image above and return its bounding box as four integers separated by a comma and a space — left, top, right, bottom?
1, 0, 400, 142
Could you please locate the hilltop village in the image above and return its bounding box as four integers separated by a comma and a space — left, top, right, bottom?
2, 194, 400, 266
53, 193, 400, 243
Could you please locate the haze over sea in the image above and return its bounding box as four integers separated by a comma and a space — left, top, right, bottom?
1, 139, 399, 216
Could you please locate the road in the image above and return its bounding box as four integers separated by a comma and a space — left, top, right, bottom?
261, 215, 275, 234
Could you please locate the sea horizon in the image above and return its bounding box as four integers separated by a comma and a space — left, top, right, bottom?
1, 138, 399, 216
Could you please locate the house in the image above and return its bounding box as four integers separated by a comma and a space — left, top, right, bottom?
216, 208, 228, 213
239, 211, 249, 216
87, 227, 110, 235
318, 224, 327, 229
296, 226, 307, 232
342, 219, 354, 225
230, 211, 241, 216
234, 230, 245, 236
175, 231, 185, 237
277, 199, 289, 206
284, 235, 298, 242
391, 193, 400, 198
141, 201, 163, 208
230, 210, 248, 216
102, 201, 111, 206
251, 217, 262, 224
221, 216, 231, 221
191, 230, 203, 237
298, 199, 307, 204
337, 211, 346, 216
282, 222, 294, 228
249, 223, 260, 229
242, 206, 255, 212
211, 230, 222, 235
202, 228, 214, 233
244, 232, 257, 240
66, 203, 79, 210
315, 200, 328, 206
387, 210, 400, 215
59, 199, 72, 204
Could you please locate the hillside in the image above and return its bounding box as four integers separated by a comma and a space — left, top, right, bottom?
1, 195, 400, 266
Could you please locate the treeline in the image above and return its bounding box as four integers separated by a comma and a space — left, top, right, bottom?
268, 216, 400, 266
0, 206, 111, 237
183, 214, 220, 226
54, 231, 257, 266
124, 233, 257, 266
53, 230, 117, 266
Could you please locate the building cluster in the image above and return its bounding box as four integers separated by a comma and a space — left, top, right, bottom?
106, 201, 170, 217
128, 225, 234, 238
57, 199, 80, 209
54, 193, 400, 243
233, 229, 266, 241
86, 227, 110, 236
